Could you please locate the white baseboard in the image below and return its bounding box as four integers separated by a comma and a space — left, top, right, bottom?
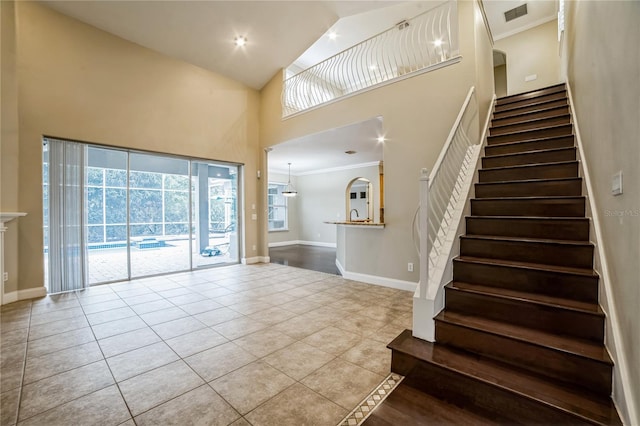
336, 259, 417, 293
241, 256, 270, 265
2, 286, 47, 305
268, 240, 299, 248
268, 240, 337, 248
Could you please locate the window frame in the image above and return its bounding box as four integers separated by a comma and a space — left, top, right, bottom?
267, 182, 289, 232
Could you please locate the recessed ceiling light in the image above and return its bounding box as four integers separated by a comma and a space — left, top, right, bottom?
377, 136, 385, 143
345, 150, 356, 155
434, 39, 443, 47
234, 36, 247, 47
369, 64, 378, 71
328, 31, 337, 40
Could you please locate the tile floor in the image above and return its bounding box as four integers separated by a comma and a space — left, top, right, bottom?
1, 263, 413, 426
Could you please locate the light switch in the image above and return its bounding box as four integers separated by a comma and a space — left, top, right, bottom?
251, 213, 257, 220
525, 74, 537, 82
612, 171, 623, 196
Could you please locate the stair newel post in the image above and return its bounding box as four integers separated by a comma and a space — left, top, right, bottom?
419, 168, 430, 300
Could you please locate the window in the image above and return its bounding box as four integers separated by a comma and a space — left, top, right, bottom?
268, 183, 288, 231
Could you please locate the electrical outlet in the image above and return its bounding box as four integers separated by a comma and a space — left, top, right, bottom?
3, 272, 8, 282
407, 263, 414, 272
252, 245, 257, 251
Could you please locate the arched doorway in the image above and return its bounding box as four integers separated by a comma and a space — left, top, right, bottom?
493, 50, 507, 97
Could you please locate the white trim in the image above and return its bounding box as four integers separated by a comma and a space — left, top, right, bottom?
493, 16, 557, 41
268, 240, 336, 248
271, 162, 382, 177
241, 256, 270, 265
477, 0, 494, 46
297, 162, 381, 177
336, 259, 416, 293
268, 240, 300, 248
567, 82, 637, 426
2, 286, 47, 305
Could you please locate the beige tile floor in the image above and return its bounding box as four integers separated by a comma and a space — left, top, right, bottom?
1, 263, 412, 426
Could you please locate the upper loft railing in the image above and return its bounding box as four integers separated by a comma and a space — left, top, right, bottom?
281, 0, 459, 118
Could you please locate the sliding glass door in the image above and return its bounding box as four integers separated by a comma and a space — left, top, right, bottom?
128, 153, 192, 278
192, 162, 239, 268
86, 147, 129, 284
43, 139, 241, 289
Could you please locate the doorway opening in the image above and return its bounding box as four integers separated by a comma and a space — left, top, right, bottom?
493, 50, 507, 97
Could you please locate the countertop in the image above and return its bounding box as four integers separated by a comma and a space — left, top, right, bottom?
324, 221, 385, 228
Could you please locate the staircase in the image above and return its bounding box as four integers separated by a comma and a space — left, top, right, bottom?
374, 84, 622, 425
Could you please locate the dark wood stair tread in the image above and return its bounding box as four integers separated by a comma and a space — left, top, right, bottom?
456, 255, 597, 277
487, 134, 573, 148
496, 83, 566, 105
389, 330, 621, 425
484, 136, 575, 155
476, 176, 581, 186
481, 160, 578, 173
362, 382, 504, 425
462, 233, 592, 247
484, 146, 576, 161
490, 113, 571, 132
436, 310, 611, 365
492, 104, 569, 123
472, 194, 584, 201
487, 123, 572, 139
447, 280, 602, 314
493, 98, 568, 119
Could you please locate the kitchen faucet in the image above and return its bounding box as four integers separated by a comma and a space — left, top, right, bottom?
350, 209, 359, 221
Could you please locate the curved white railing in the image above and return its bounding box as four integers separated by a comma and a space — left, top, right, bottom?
413, 87, 496, 341
282, 0, 459, 117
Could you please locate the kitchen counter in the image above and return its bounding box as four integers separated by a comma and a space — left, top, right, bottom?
324, 221, 385, 228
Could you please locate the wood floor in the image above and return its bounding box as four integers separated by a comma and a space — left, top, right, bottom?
269, 244, 340, 275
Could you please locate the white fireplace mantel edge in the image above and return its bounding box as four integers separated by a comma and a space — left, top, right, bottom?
1, 212, 27, 224
1, 212, 28, 306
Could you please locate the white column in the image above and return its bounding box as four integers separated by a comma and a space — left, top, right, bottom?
418, 168, 429, 299
413, 169, 436, 341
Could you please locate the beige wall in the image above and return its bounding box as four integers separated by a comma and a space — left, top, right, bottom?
495, 20, 561, 95
473, 0, 495, 122
1, 0, 21, 296
13, 2, 262, 291
297, 164, 381, 245
267, 165, 380, 247
494, 64, 507, 97
563, 1, 640, 423
260, 0, 494, 283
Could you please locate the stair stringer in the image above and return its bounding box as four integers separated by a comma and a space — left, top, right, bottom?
412, 96, 495, 342
567, 82, 638, 426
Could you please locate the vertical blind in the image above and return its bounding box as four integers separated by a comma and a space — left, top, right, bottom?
46, 138, 89, 293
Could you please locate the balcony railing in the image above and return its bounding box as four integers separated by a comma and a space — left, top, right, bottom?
281, 0, 459, 117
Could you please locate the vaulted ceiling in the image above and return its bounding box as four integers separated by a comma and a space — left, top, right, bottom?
40, 0, 402, 90
38, 0, 557, 173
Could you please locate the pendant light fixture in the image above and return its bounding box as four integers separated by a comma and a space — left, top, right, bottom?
282, 163, 298, 197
